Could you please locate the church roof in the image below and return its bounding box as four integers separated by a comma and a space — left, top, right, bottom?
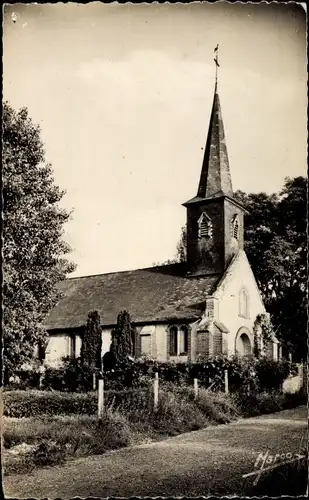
183, 83, 234, 206
45, 264, 222, 330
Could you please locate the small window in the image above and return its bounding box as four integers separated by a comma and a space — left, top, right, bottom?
231, 214, 240, 240
198, 213, 213, 239
239, 288, 249, 318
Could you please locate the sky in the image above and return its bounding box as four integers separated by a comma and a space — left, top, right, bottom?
3, 2, 307, 277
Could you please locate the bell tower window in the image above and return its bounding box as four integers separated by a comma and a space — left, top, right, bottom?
231, 214, 239, 240
198, 212, 213, 239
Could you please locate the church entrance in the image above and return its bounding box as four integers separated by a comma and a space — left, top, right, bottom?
235, 328, 252, 357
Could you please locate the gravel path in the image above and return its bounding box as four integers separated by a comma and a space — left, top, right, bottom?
4, 406, 307, 498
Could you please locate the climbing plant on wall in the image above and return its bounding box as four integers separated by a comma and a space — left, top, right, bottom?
253, 313, 275, 357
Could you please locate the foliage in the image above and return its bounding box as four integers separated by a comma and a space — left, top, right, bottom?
176, 224, 187, 262
3, 102, 75, 379
234, 176, 307, 361
3, 412, 131, 475
42, 357, 95, 392
253, 313, 275, 357
3, 390, 97, 418
32, 439, 66, 467
110, 310, 136, 363
80, 311, 103, 372
236, 389, 306, 418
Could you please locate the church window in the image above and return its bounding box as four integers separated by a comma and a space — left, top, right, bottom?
239, 288, 249, 318
169, 326, 178, 356
198, 213, 213, 239
179, 326, 189, 355
231, 214, 239, 240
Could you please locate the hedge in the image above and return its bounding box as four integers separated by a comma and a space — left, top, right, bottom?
6, 356, 297, 394
3, 389, 152, 418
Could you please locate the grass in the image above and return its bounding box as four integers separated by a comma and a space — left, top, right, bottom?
3, 386, 306, 476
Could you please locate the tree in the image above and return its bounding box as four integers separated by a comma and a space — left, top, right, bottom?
110, 310, 136, 363
176, 225, 187, 263
3, 102, 75, 381
80, 310, 103, 371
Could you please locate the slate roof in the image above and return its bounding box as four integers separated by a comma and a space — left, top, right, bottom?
45, 263, 222, 330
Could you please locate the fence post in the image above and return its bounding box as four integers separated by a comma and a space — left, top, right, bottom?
93, 372, 96, 391
194, 378, 198, 399
154, 372, 159, 411
224, 369, 229, 394
98, 374, 104, 424
39, 363, 45, 389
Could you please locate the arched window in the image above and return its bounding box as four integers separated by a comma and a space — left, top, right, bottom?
198, 212, 213, 239
231, 214, 239, 240
239, 288, 249, 318
179, 326, 188, 355
169, 326, 178, 356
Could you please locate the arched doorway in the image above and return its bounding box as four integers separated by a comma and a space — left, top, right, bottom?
235, 328, 252, 357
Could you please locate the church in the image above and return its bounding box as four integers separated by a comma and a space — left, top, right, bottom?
44, 70, 280, 366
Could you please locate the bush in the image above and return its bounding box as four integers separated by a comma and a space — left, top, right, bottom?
3, 390, 98, 418
255, 358, 294, 391
152, 390, 207, 435
196, 389, 239, 423
32, 439, 66, 467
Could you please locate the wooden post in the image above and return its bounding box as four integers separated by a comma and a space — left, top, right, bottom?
194, 378, 198, 399
154, 372, 159, 411
39, 363, 45, 389
93, 372, 96, 391
98, 376, 104, 423
224, 369, 229, 394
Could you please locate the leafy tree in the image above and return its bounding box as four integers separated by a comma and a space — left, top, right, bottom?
80, 311, 103, 371
3, 102, 75, 381
110, 310, 136, 363
176, 225, 187, 263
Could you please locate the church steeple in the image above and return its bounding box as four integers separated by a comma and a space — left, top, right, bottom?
183, 47, 247, 277
197, 84, 233, 200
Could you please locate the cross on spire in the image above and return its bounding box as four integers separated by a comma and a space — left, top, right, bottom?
214, 44, 220, 87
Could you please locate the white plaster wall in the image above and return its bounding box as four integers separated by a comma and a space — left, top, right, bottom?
190, 320, 199, 362
45, 335, 71, 366
213, 251, 266, 356
154, 325, 168, 361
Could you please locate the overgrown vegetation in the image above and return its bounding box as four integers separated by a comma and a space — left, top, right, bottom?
7, 356, 297, 394
3, 385, 306, 476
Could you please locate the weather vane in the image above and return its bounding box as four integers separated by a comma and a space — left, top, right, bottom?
214, 44, 220, 85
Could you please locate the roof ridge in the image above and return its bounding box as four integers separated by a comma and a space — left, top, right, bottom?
67, 262, 184, 280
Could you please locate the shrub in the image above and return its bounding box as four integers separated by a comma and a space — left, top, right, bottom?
3, 390, 98, 418
32, 439, 66, 467
152, 390, 207, 435
255, 358, 295, 391
196, 389, 239, 423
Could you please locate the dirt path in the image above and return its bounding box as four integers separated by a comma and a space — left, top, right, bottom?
4, 406, 307, 498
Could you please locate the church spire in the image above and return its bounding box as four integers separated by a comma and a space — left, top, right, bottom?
196, 46, 233, 200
